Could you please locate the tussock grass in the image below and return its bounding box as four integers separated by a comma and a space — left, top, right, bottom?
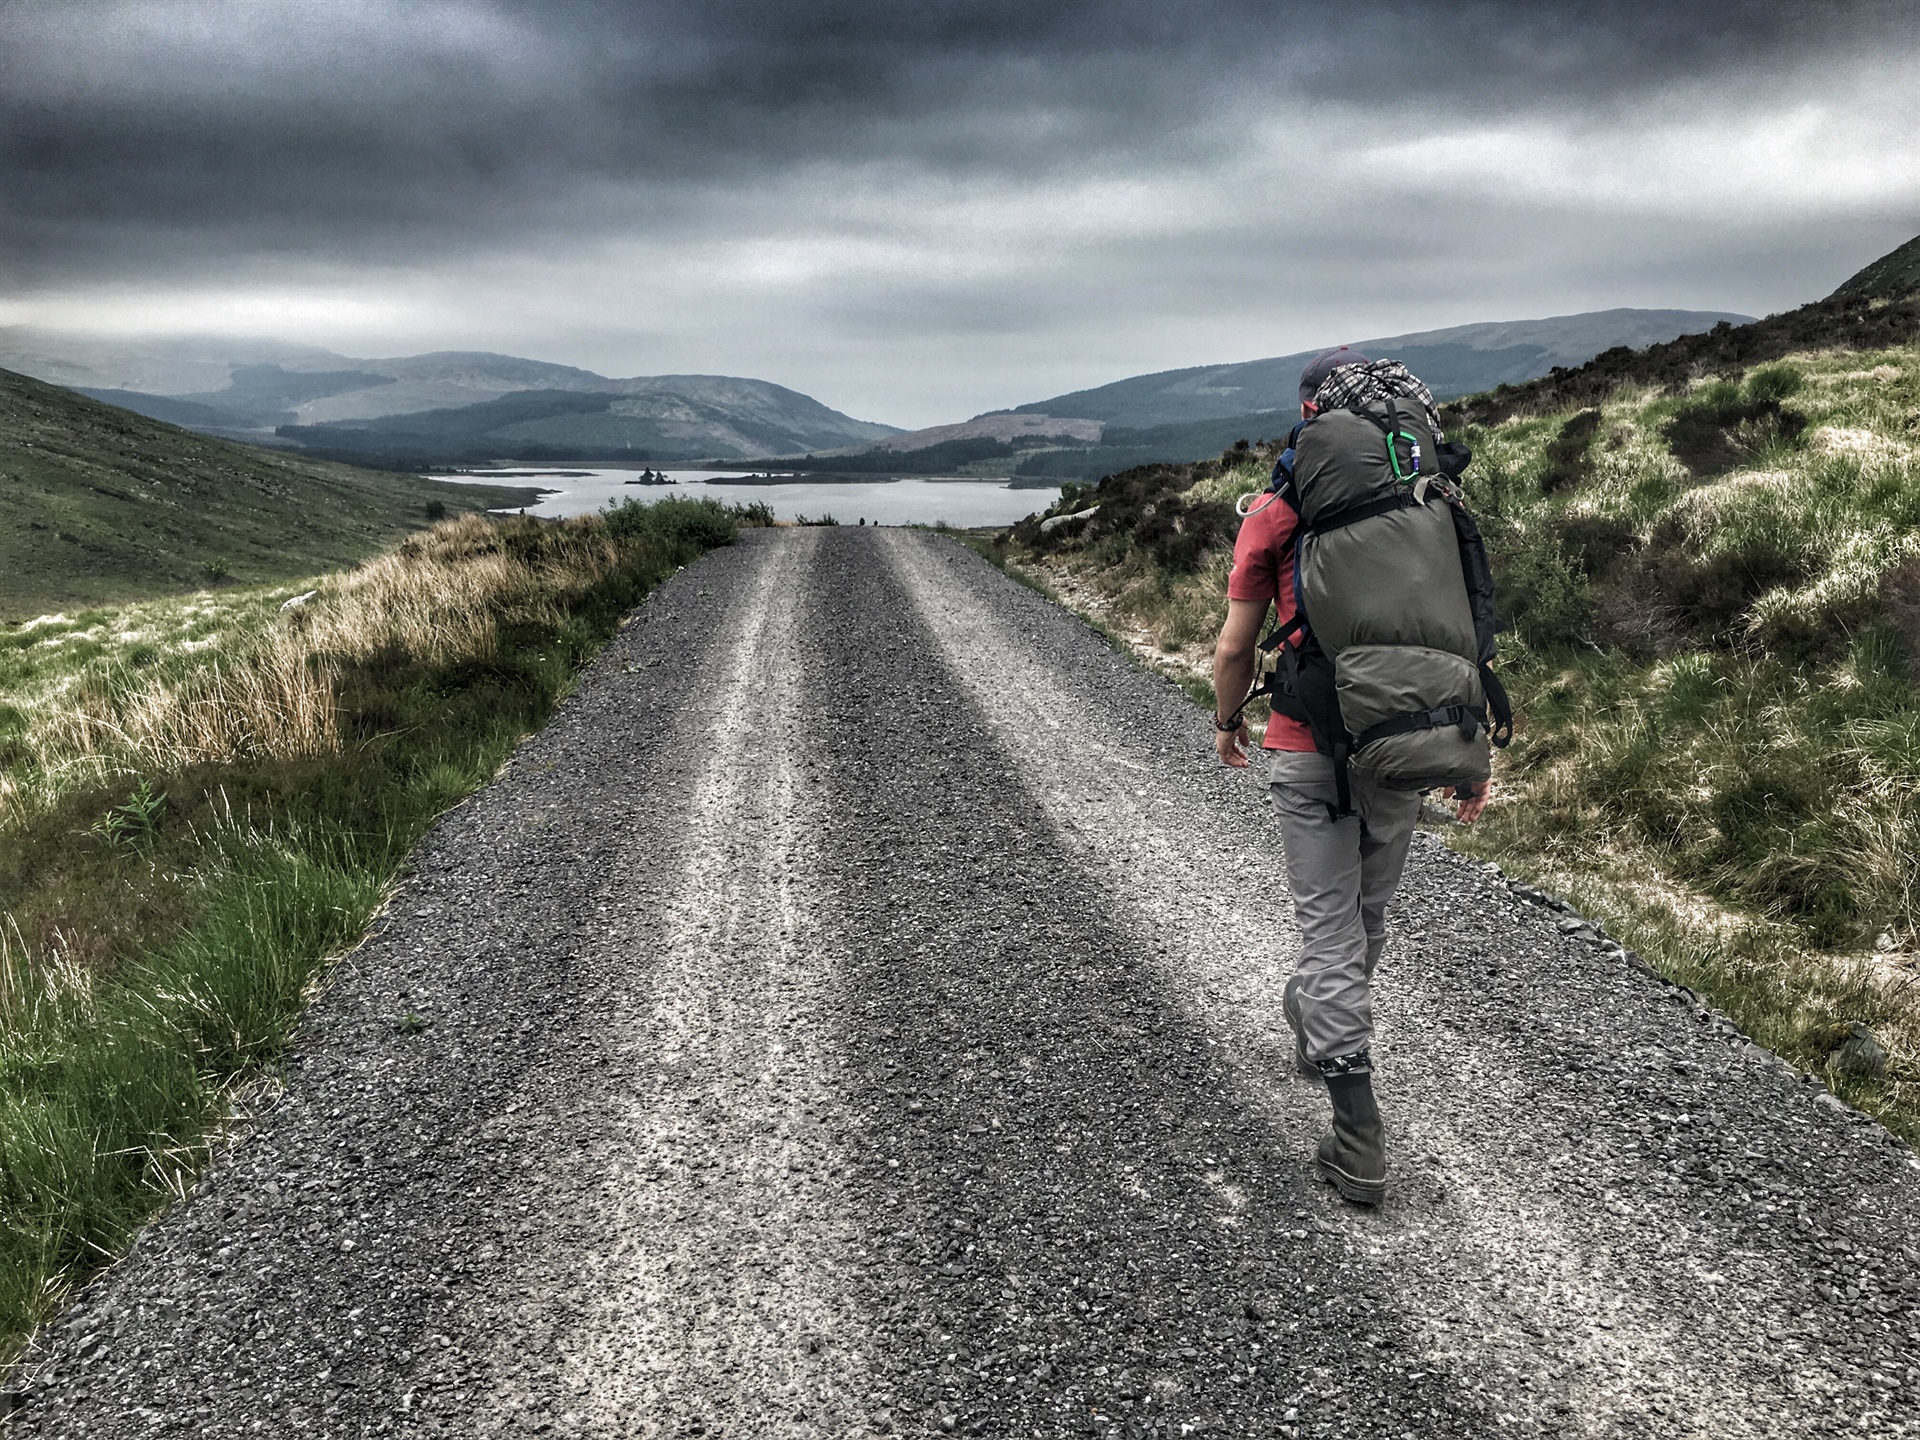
994, 351, 1920, 1140
0, 496, 739, 1354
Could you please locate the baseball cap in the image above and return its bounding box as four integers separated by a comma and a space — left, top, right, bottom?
1298, 346, 1370, 406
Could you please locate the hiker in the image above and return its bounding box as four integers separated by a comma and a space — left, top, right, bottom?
1210, 347, 1506, 1205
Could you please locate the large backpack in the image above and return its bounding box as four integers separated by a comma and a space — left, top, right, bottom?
1246, 383, 1512, 816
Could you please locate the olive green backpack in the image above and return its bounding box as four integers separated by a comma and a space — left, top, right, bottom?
1247, 392, 1512, 817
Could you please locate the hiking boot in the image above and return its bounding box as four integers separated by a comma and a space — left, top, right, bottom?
1282, 978, 1319, 1083
1316, 1061, 1387, 1206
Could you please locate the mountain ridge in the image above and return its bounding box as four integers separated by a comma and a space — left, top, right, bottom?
0, 335, 901, 463
276, 375, 904, 466
790, 309, 1758, 480
1832, 232, 1920, 300
1002, 308, 1754, 431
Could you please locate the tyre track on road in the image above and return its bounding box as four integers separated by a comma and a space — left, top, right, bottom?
803, 532, 1490, 1437
452, 526, 884, 1437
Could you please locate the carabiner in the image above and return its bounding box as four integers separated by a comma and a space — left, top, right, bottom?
1387, 431, 1423, 484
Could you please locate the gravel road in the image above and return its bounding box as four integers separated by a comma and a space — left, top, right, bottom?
11, 527, 1918, 1439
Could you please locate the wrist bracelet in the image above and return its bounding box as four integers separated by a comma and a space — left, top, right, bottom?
1214, 714, 1244, 732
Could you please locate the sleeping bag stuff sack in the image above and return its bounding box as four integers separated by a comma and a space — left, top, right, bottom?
1287, 395, 1511, 796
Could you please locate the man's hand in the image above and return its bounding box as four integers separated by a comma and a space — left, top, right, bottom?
1215, 719, 1250, 768
1453, 779, 1492, 824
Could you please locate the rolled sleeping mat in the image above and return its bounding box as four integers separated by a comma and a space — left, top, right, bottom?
1334, 643, 1492, 791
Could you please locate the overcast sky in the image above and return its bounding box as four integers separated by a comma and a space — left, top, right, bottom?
3, 0, 1917, 426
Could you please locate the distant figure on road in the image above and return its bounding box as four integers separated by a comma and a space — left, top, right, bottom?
1210, 346, 1507, 1204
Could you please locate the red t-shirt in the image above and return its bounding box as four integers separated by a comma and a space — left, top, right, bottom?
1226, 492, 1317, 751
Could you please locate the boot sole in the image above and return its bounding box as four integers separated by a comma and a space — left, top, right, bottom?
1316, 1154, 1387, 1206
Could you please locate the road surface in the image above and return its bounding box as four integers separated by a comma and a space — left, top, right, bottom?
12, 528, 1918, 1438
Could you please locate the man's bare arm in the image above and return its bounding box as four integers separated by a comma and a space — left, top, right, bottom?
1210, 597, 1267, 767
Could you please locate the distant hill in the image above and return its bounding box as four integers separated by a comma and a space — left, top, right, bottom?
829, 412, 1102, 454
0, 369, 532, 619
68, 389, 261, 433
77, 363, 403, 433
0, 335, 901, 465
1450, 232, 1920, 425
275, 374, 901, 466
772, 310, 1751, 482
1006, 413, 1297, 481
0, 329, 346, 398
1005, 309, 1753, 431
770, 412, 1104, 477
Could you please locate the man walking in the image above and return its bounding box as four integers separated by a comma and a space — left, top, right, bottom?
1211, 347, 1489, 1205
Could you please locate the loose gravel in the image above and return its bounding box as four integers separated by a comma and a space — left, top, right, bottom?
9, 528, 1918, 1438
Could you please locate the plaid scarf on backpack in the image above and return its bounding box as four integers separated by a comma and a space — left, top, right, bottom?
1312, 359, 1443, 436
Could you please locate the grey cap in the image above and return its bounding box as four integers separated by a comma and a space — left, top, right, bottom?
1298, 345, 1370, 405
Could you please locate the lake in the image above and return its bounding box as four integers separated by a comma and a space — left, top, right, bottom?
432, 467, 1062, 528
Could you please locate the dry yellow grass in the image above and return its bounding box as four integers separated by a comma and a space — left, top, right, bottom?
1, 514, 639, 827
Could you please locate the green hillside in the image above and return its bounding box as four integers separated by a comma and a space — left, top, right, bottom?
1833, 233, 1920, 299
1454, 265, 1920, 425
274, 380, 901, 467
0, 368, 532, 620
978, 233, 1920, 1134
1009, 413, 1299, 480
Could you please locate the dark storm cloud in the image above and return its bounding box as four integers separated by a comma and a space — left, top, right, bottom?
3, 0, 1916, 423
1, 0, 1911, 284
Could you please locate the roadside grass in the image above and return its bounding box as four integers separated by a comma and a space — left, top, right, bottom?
0, 496, 741, 1354
951, 527, 1063, 602
1439, 641, 1918, 1135
973, 453, 1272, 713
987, 353, 1920, 1141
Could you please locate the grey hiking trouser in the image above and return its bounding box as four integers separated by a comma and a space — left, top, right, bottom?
1268, 749, 1422, 1064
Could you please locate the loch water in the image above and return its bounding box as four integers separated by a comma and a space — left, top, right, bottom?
434, 467, 1063, 528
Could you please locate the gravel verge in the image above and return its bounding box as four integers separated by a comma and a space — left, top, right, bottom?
8, 528, 1917, 1439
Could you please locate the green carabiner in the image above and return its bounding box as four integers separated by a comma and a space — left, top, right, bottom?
1387, 430, 1423, 484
